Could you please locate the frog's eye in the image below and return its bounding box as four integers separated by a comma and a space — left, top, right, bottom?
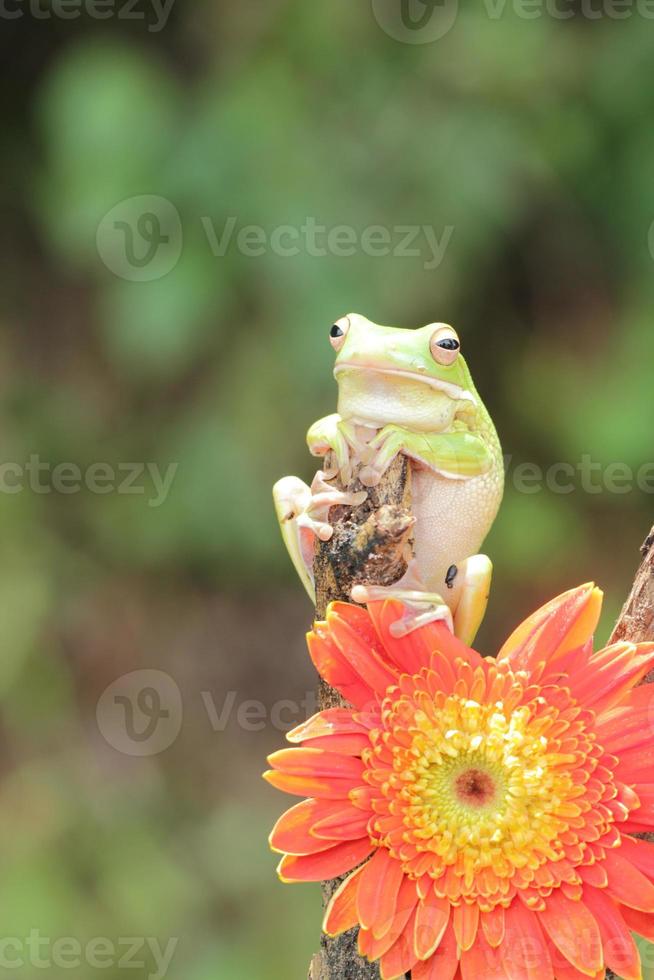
329, 316, 350, 351
430, 327, 460, 366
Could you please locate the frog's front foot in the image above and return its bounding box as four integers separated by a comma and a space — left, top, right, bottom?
350, 562, 454, 638
273, 473, 367, 600
307, 414, 372, 485
358, 424, 407, 487
298, 472, 367, 541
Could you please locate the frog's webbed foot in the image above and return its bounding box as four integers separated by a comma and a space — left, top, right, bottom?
273, 473, 367, 601
307, 414, 373, 485
350, 561, 454, 638
445, 553, 493, 647
300, 472, 367, 541
358, 424, 494, 488
350, 554, 493, 644
358, 425, 408, 488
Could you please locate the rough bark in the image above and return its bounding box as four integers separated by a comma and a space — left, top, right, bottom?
605, 525, 654, 980
609, 526, 654, 648
308, 453, 414, 980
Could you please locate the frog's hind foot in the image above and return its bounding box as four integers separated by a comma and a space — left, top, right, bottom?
350, 561, 453, 638
350, 554, 493, 644
445, 553, 493, 647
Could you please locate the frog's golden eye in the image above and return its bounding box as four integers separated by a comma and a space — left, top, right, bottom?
329, 316, 350, 351
430, 327, 460, 366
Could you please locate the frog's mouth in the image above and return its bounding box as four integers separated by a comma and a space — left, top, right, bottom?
334, 363, 476, 405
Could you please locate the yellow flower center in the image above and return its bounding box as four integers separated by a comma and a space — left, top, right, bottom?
402, 697, 577, 879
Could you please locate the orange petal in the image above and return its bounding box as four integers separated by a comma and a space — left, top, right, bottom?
573, 641, 654, 710
622, 818, 654, 835
594, 705, 654, 755
288, 707, 372, 745
379, 907, 419, 980
544, 935, 604, 980
537, 890, 603, 975
603, 847, 654, 911
625, 784, 654, 827
326, 601, 381, 649
323, 864, 365, 936
480, 905, 505, 947
425, 650, 461, 696
411, 920, 459, 980
278, 838, 373, 882
356, 847, 405, 934
269, 798, 357, 854
301, 732, 372, 753
367, 598, 482, 675
357, 926, 377, 959
267, 747, 364, 779
615, 743, 654, 787
618, 834, 654, 880
621, 904, 654, 942
459, 927, 507, 980
358, 876, 419, 960
414, 895, 450, 960
582, 885, 641, 980
577, 863, 608, 889
307, 625, 375, 708
263, 768, 362, 800
312, 804, 370, 841
607, 679, 654, 711
501, 898, 553, 979
498, 584, 602, 671
452, 903, 479, 952
327, 604, 399, 695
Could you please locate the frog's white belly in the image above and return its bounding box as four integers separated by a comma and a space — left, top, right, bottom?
411, 466, 503, 593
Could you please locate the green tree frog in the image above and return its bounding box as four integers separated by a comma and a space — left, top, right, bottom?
273, 314, 504, 644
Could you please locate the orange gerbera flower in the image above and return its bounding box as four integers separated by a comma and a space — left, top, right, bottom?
264, 584, 654, 980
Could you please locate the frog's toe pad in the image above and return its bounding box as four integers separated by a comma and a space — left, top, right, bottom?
389, 604, 453, 637
358, 466, 382, 487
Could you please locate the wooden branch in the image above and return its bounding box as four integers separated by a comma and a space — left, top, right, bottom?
309, 453, 414, 980
606, 525, 654, 980
609, 526, 654, 648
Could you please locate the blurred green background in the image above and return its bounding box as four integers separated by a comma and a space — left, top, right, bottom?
2, 2, 654, 977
